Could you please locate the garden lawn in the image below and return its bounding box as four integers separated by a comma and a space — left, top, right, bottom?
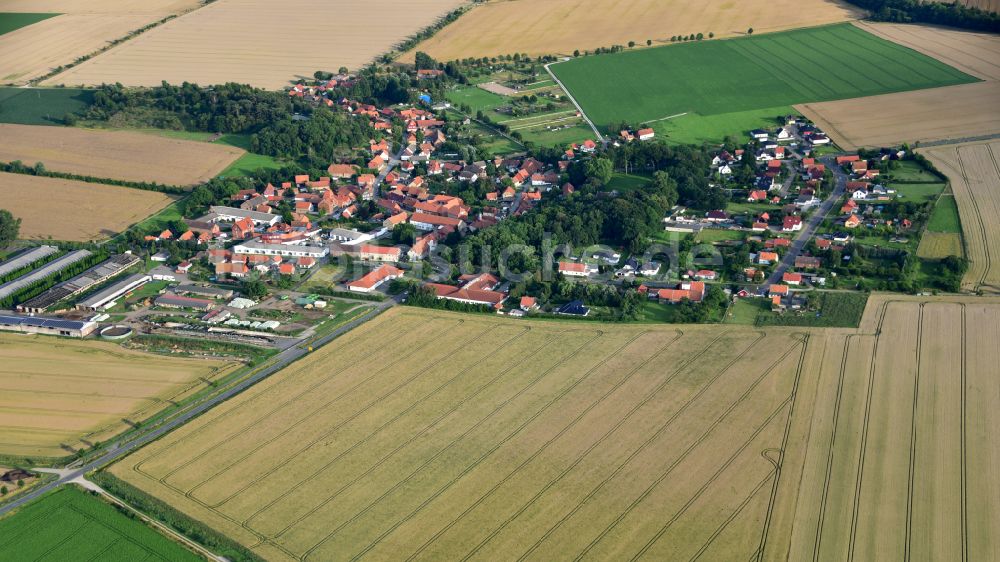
927, 194, 963, 233
445, 85, 506, 113
606, 172, 652, 192
0, 13, 58, 36
552, 23, 976, 135
893, 182, 946, 202
0, 486, 200, 561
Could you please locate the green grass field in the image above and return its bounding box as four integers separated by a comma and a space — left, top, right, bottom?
0, 486, 200, 561
894, 182, 946, 203
0, 87, 94, 125
755, 291, 869, 328
0, 13, 58, 36
552, 24, 977, 140
927, 194, 963, 233
605, 172, 652, 193
653, 106, 794, 145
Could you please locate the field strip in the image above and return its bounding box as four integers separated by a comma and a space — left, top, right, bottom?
131, 314, 432, 478
182, 322, 504, 506
641, 112, 688, 125
196, 323, 540, 512
154, 319, 471, 491
397, 332, 764, 560
243, 330, 611, 544
449, 334, 797, 562
226, 328, 567, 529
514, 331, 769, 561
388, 329, 692, 561
296, 329, 659, 560
574, 341, 802, 561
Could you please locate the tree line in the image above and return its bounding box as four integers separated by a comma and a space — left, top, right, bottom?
844, 0, 1000, 32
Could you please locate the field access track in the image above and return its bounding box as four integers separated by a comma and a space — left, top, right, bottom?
112, 308, 809, 561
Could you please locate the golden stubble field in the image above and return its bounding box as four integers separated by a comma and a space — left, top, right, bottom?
0, 124, 243, 186
0, 0, 204, 85
0, 172, 174, 241
43, 0, 465, 89
919, 140, 1000, 294
107, 297, 1000, 561
797, 23, 1000, 150
0, 334, 237, 459
403, 0, 863, 61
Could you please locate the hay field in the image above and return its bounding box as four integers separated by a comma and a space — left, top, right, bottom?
403, 0, 862, 61
762, 295, 1000, 562
0, 0, 203, 85
917, 231, 964, 259
0, 334, 236, 459
0, 124, 243, 186
111, 307, 812, 561
919, 141, 1000, 293
44, 0, 465, 89
1, 172, 174, 241
797, 23, 1000, 150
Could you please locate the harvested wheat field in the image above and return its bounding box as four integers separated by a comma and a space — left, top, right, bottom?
919, 141, 1000, 293
0, 124, 243, 186
0, 333, 237, 459
797, 81, 1000, 151
403, 0, 862, 61
0, 0, 204, 85
44, 0, 465, 89
762, 295, 1000, 562
111, 307, 814, 561
1, 172, 174, 241
797, 22, 1000, 150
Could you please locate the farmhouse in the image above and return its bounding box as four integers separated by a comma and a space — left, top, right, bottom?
783, 216, 803, 232
358, 245, 402, 263
637, 128, 655, 141
410, 213, 465, 232
348, 265, 404, 293
654, 281, 706, 304
559, 261, 599, 278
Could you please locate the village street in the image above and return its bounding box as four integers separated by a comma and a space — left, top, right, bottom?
765, 154, 848, 287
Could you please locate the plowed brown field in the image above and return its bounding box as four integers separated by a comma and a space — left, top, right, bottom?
0, 124, 243, 186
1, 172, 174, 241
44, 0, 465, 89
0, 0, 204, 85
402, 0, 862, 61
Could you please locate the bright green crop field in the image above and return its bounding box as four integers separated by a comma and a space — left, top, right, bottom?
0, 486, 200, 561
0, 13, 58, 36
0, 87, 94, 125
552, 24, 977, 142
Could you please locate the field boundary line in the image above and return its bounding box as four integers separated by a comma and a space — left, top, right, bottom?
755, 334, 811, 561
640, 112, 688, 125
847, 300, 889, 562
904, 304, 926, 562
464, 331, 790, 562
982, 144, 1000, 290
233, 324, 546, 529
812, 335, 855, 561
517, 331, 770, 562
344, 330, 687, 562
543, 61, 603, 143
268, 330, 612, 559
960, 303, 968, 562
184, 322, 503, 507
402, 329, 688, 562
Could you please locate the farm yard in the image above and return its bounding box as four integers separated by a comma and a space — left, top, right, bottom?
919, 140, 1000, 294
551, 23, 977, 142
0, 0, 204, 85
0, 124, 243, 186
42, 0, 466, 89
109, 307, 812, 561
0, 333, 237, 459
764, 296, 1000, 562
1, 172, 174, 241
0, 486, 202, 561
798, 23, 1000, 150
403, 0, 863, 61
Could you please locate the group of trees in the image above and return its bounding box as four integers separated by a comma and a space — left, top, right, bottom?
0, 209, 20, 248
844, 0, 1000, 32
